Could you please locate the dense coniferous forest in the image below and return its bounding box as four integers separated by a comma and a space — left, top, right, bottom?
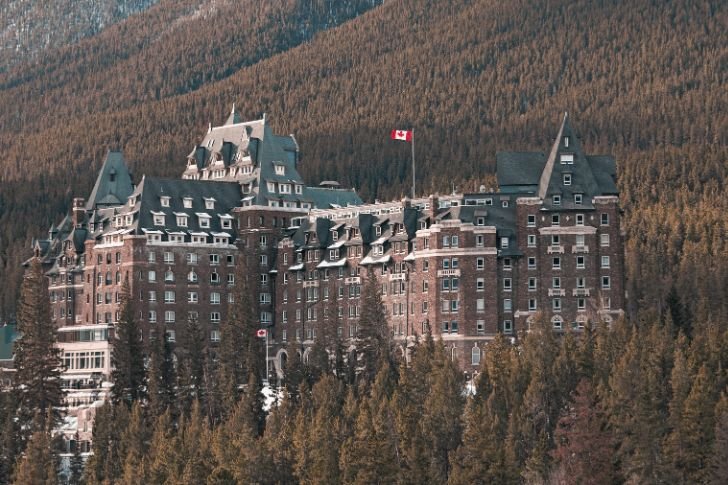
0, 0, 725, 323
0, 0, 726, 482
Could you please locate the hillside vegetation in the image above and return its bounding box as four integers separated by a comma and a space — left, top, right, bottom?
0, 0, 159, 70
0, 0, 726, 323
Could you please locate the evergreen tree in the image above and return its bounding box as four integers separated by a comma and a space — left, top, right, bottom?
68, 432, 85, 485
0, 392, 21, 483
550, 379, 615, 484
178, 312, 206, 413
146, 323, 176, 417
12, 413, 57, 485
666, 285, 691, 338
110, 282, 146, 405
261, 389, 297, 484
83, 402, 128, 485
679, 364, 717, 483
356, 266, 391, 384
118, 401, 150, 485
144, 410, 174, 484
710, 392, 728, 485
13, 258, 64, 437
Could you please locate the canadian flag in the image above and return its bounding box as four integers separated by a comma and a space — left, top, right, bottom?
256, 329, 267, 338
391, 129, 412, 142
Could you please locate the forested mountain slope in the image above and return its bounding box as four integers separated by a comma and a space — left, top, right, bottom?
0, 0, 159, 70
0, 0, 725, 323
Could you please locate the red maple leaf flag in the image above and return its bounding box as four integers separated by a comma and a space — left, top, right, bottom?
391, 129, 413, 142
256, 329, 267, 338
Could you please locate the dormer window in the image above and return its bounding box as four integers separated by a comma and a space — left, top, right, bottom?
476, 217, 485, 226
563, 173, 572, 186
331, 231, 338, 241
574, 194, 583, 205
206, 138, 214, 148
280, 183, 291, 194
563, 136, 570, 148
274, 164, 285, 175
176, 214, 188, 227
183, 197, 193, 208
160, 196, 170, 207
267, 182, 276, 193
375, 226, 382, 236
204, 198, 215, 210
222, 219, 232, 229
128, 197, 136, 207
560, 154, 574, 164
295, 185, 303, 195
553, 195, 561, 205
242, 165, 253, 175
373, 245, 384, 256
198, 214, 211, 228
152, 212, 165, 226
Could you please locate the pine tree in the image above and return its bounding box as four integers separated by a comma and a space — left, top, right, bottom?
679, 364, 717, 483
0, 392, 21, 483
550, 379, 615, 484
178, 312, 206, 413
110, 282, 146, 405
146, 323, 176, 417
83, 401, 128, 485
261, 389, 297, 484
13, 258, 64, 437
710, 392, 728, 484
118, 401, 150, 485
12, 413, 57, 485
356, 266, 391, 384
68, 432, 85, 485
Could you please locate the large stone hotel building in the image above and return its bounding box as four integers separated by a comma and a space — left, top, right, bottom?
32, 109, 624, 411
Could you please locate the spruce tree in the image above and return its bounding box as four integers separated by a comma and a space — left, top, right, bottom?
13, 258, 64, 436
12, 413, 57, 485
110, 282, 146, 405
146, 323, 176, 417
550, 379, 615, 484
679, 364, 717, 483
0, 392, 20, 483
710, 392, 728, 484
68, 432, 85, 485
178, 312, 206, 413
83, 401, 128, 485
356, 266, 391, 384
118, 401, 150, 485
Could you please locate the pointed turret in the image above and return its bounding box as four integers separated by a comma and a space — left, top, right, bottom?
86, 151, 134, 210
537, 113, 601, 208
224, 104, 242, 125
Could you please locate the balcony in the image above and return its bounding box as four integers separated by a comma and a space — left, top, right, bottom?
573, 288, 591, 297
548, 288, 566, 296
572, 245, 590, 253
547, 245, 565, 254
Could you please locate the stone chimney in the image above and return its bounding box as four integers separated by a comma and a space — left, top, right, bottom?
72, 198, 85, 228
401, 197, 411, 209
428, 194, 439, 219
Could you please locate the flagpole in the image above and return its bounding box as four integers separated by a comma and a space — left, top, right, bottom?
411, 128, 416, 199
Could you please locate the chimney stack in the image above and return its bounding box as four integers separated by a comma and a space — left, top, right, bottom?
428, 194, 439, 219
73, 198, 85, 228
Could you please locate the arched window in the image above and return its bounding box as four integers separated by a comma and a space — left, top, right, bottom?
164, 271, 174, 283
188, 271, 198, 283
115, 272, 121, 284
551, 315, 563, 330
471, 346, 481, 366
451, 346, 458, 362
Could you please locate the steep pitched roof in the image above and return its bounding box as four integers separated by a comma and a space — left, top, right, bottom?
86, 151, 134, 210
537, 113, 601, 200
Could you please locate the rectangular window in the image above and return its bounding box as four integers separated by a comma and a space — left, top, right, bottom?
551, 235, 561, 246
164, 291, 175, 303
552, 214, 560, 225
576, 276, 585, 288
503, 278, 512, 291
476, 235, 484, 247
528, 257, 536, 269
576, 213, 584, 225
575, 194, 583, 205
476, 257, 485, 270
503, 320, 513, 334
188, 292, 198, 303
553, 298, 562, 311
476, 320, 485, 335
527, 214, 536, 227
186, 253, 198, 264
528, 235, 536, 247
442, 235, 450, 247
553, 257, 561, 270
576, 256, 585, 269
148, 252, 156, 263
501, 237, 509, 249
529, 299, 537, 311
164, 311, 175, 323
422, 301, 429, 313
503, 299, 512, 312
149, 310, 157, 323
553, 195, 561, 205
148, 291, 157, 302
210, 254, 219, 265
602, 276, 611, 289
601, 213, 609, 226
563, 173, 572, 186
578, 298, 586, 310
576, 234, 585, 247
210, 292, 221, 305
148, 270, 156, 282
476, 278, 485, 291
601, 256, 610, 268
553, 276, 561, 288
528, 277, 537, 290
210, 312, 220, 323
451, 235, 459, 247
477, 299, 485, 312
600, 234, 610, 247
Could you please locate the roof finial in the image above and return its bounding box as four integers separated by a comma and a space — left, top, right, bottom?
231, 103, 236, 114
208, 122, 212, 133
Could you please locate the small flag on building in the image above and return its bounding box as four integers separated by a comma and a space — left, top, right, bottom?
256, 329, 267, 338
391, 129, 412, 142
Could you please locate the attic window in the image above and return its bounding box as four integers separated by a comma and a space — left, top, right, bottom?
267, 182, 276, 193
183, 197, 193, 208
153, 214, 165, 226
274, 164, 285, 175
207, 139, 214, 148
574, 194, 583, 205
564, 136, 570, 148
375, 226, 382, 236
295, 185, 303, 195
280, 183, 291, 194
560, 154, 574, 164
242, 165, 253, 175
160, 196, 170, 207
476, 217, 485, 226
485, 198, 493, 206
553, 195, 561, 205
204, 198, 215, 210
563, 174, 572, 186
502, 200, 509, 208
